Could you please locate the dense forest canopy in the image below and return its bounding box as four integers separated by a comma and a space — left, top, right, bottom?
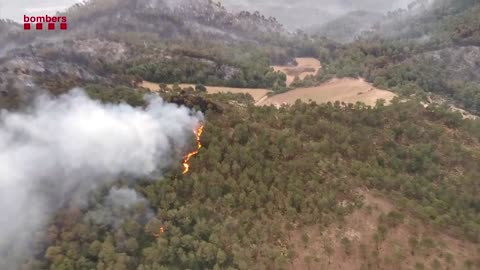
10, 85, 478, 270
0, 0, 479, 269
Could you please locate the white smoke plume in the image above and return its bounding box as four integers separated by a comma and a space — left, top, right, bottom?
85, 187, 152, 227
0, 88, 202, 268
107, 187, 147, 209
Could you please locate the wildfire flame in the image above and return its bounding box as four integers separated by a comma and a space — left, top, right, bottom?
152, 227, 165, 238
145, 224, 166, 238
182, 124, 204, 174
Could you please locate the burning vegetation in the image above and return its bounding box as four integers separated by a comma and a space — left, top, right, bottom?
182, 124, 204, 174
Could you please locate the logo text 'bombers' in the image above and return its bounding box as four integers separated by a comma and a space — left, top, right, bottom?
24, 15, 68, 31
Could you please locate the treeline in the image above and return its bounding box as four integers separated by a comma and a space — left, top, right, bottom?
20, 88, 480, 269
115, 29, 339, 93
126, 56, 286, 90
120, 40, 290, 91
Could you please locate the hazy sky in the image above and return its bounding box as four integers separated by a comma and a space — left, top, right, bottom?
0, 0, 81, 21
0, 0, 412, 26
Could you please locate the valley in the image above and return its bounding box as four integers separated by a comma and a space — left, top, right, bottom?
140, 57, 397, 108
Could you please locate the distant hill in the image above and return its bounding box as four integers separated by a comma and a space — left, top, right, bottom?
367, 0, 479, 44
222, 0, 412, 30
317, 0, 480, 114
0, 20, 30, 55
0, 0, 294, 105
62, 0, 284, 42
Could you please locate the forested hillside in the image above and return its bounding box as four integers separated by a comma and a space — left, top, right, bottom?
16, 87, 480, 270
63, 0, 283, 42
314, 0, 480, 114
0, 0, 326, 101
0, 0, 480, 269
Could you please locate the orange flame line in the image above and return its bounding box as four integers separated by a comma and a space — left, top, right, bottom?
182, 124, 204, 174
151, 226, 165, 238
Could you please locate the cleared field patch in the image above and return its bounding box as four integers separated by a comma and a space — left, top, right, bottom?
139, 81, 271, 102
273, 57, 322, 86
140, 62, 396, 108
257, 78, 396, 107
139, 81, 161, 91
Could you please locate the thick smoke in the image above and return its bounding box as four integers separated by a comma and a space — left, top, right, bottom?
106, 187, 147, 209
0, 0, 412, 25
85, 187, 152, 227
222, 0, 413, 29
0, 89, 202, 267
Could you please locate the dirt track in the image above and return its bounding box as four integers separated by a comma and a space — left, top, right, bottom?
139, 82, 271, 103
